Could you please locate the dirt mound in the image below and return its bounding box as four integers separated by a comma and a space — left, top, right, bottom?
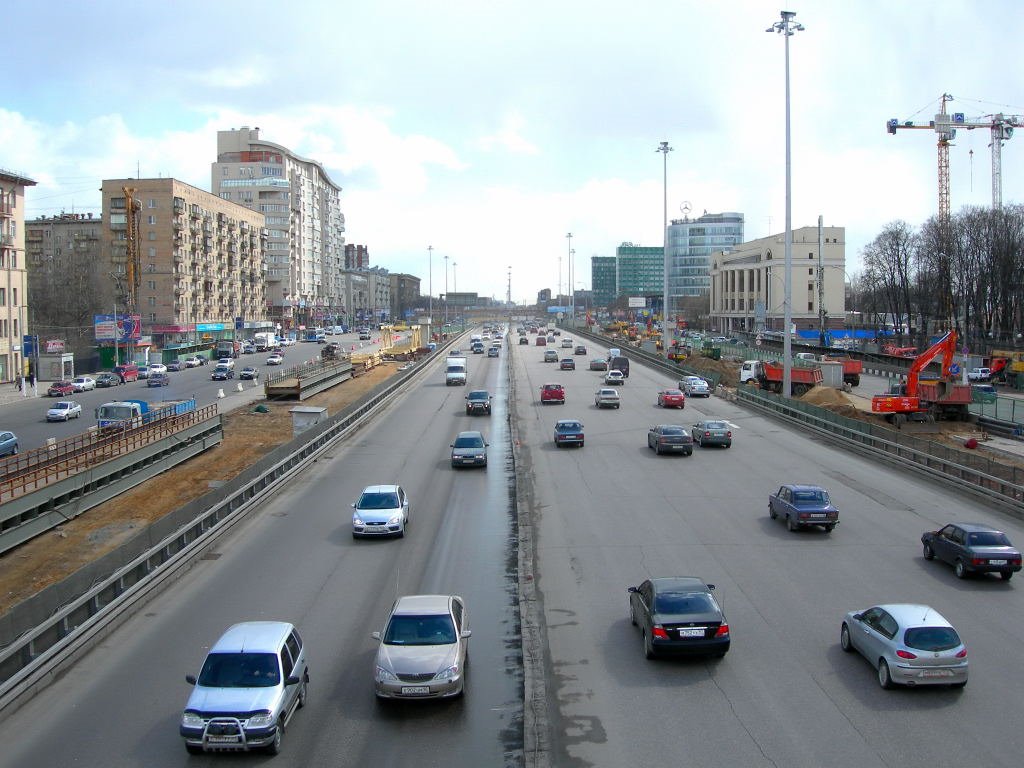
800, 385, 860, 417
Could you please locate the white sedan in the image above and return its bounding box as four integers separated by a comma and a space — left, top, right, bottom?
46, 400, 82, 421
70, 376, 96, 392
604, 370, 625, 386
148, 363, 168, 375
266, 353, 284, 365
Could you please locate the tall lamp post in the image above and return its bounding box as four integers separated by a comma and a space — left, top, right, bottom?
767, 9, 804, 398
566, 232, 573, 327
443, 254, 449, 327
427, 245, 433, 340
656, 141, 673, 357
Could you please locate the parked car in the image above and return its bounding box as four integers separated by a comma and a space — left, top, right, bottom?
657, 389, 686, 409
148, 363, 168, 375
840, 604, 967, 689
266, 353, 284, 365
647, 425, 693, 455
679, 375, 711, 397
137, 365, 151, 379
371, 594, 471, 700
239, 366, 260, 380
47, 380, 76, 397
47, 400, 82, 421
70, 376, 96, 392
0, 430, 18, 457
768, 484, 839, 532
543, 349, 559, 363
95, 372, 122, 388
589, 358, 608, 371
921, 522, 1022, 580
450, 431, 488, 468
691, 420, 732, 448
559, 358, 576, 371
465, 390, 492, 415
180, 621, 308, 755
147, 372, 171, 387
540, 383, 565, 404
574, 345, 587, 355
628, 577, 730, 659
211, 365, 235, 380
604, 370, 625, 386
594, 388, 621, 409
553, 419, 585, 447
351, 484, 410, 538
167, 359, 187, 372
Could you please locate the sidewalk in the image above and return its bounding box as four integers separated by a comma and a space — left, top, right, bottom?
0, 385, 43, 408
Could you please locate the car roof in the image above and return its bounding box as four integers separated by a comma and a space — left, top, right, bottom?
210, 621, 295, 653
783, 484, 827, 492
873, 604, 953, 629
361, 484, 399, 494
555, 419, 581, 426
945, 522, 1005, 533
650, 577, 711, 593
456, 430, 484, 439
392, 594, 458, 615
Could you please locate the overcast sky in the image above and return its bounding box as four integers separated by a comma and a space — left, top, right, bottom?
4, 0, 1022, 303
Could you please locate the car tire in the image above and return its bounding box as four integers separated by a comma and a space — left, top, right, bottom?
769, 504, 777, 520
264, 720, 284, 755
877, 659, 894, 689
824, 524, 835, 533
951, 678, 968, 689
630, 604, 637, 626
655, 445, 661, 455
298, 678, 308, 708
1001, 571, 1014, 581
787, 516, 797, 532
840, 623, 853, 652
955, 559, 967, 579
643, 629, 656, 660
185, 744, 204, 755
923, 543, 935, 560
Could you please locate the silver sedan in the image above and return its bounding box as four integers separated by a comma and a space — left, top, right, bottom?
840, 604, 968, 689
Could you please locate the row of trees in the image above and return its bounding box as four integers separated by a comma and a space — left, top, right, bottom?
855, 204, 1024, 351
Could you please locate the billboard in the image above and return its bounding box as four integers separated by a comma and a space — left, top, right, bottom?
94, 314, 141, 342
627, 297, 647, 308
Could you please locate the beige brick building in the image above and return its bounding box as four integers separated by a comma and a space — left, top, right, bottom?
101, 179, 268, 348
0, 169, 36, 382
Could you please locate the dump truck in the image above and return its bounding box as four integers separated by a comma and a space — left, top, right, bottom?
95, 397, 197, 431
740, 360, 823, 396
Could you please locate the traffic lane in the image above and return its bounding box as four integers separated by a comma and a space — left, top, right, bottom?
512, 347, 1024, 767
0, 349, 520, 768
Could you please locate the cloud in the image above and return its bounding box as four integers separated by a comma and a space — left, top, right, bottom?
185, 64, 268, 90
478, 112, 540, 156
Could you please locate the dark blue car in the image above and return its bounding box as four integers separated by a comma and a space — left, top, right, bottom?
768, 484, 839, 532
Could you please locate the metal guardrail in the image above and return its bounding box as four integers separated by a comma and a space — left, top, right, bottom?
0, 342, 459, 715
736, 386, 1024, 510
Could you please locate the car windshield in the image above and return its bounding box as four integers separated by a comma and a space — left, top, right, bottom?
454, 435, 484, 448
654, 591, 717, 614
793, 489, 829, 505
663, 390, 682, 396
557, 422, 582, 431
703, 421, 727, 429
903, 626, 961, 652
468, 391, 488, 401
384, 614, 457, 646
197, 652, 280, 688
967, 531, 1011, 546
358, 492, 400, 509
659, 426, 685, 435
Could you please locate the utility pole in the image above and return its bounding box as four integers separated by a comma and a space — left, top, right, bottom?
656, 141, 673, 358
566, 232, 573, 328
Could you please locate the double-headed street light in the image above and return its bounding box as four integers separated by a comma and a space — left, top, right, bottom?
566, 232, 573, 327
767, 9, 805, 398
656, 141, 673, 357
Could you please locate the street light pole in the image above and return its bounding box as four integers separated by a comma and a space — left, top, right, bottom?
443, 254, 449, 327
767, 9, 804, 398
566, 232, 573, 328
656, 141, 673, 358
428, 245, 433, 341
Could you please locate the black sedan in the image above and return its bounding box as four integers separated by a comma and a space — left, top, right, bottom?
628, 577, 730, 659
647, 425, 693, 456
922, 522, 1022, 580
210, 367, 235, 381
239, 366, 260, 380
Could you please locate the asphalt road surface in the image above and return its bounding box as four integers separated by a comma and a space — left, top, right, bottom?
514, 333, 1024, 767
0, 338, 521, 768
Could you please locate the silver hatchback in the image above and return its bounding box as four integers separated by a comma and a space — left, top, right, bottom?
352, 484, 410, 538
373, 594, 471, 700
840, 604, 968, 689
180, 621, 309, 755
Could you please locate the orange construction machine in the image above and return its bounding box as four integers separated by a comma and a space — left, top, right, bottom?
871, 331, 971, 422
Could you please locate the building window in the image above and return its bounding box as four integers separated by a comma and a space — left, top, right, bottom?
223, 167, 229, 176
149, 313, 157, 323
148, 231, 156, 241
808, 302, 814, 311
148, 297, 156, 306
148, 199, 156, 208
147, 215, 156, 225
147, 280, 156, 290
0, 288, 4, 305
12, 288, 16, 306
148, 247, 157, 258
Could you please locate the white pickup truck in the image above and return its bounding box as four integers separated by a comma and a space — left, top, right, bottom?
967, 367, 991, 382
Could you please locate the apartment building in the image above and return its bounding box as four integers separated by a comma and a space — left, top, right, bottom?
0, 169, 36, 382
100, 178, 268, 348
212, 127, 346, 330
389, 272, 422, 322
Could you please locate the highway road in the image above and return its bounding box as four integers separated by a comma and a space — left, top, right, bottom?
3, 328, 1024, 767
514, 333, 1024, 767
0, 335, 521, 768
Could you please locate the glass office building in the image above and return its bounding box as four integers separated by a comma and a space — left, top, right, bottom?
667, 212, 744, 299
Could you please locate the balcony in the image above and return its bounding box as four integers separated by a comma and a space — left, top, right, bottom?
173, 197, 186, 213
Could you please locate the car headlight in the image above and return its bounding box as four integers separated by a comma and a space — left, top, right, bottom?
247, 711, 274, 728
181, 711, 204, 728
376, 666, 398, 682
352, 514, 364, 525
433, 664, 459, 681
388, 514, 402, 525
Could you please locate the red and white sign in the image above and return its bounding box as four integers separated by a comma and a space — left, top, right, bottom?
45, 339, 65, 353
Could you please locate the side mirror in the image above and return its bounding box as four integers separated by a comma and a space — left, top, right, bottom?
351, 503, 356, 508
450, 443, 455, 448
707, 584, 716, 590
852, 613, 863, 621
627, 586, 638, 594
186, 674, 197, 685
285, 675, 301, 686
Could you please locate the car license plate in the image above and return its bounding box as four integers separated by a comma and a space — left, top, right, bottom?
918, 669, 952, 678
207, 735, 240, 744
401, 686, 431, 695
989, 559, 1008, 565
677, 628, 704, 638
810, 514, 825, 518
